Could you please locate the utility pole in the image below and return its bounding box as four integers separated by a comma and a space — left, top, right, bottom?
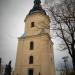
62, 56, 69, 75
0, 58, 1, 73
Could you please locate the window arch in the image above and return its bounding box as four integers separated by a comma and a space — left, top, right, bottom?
29, 56, 33, 64
30, 41, 34, 50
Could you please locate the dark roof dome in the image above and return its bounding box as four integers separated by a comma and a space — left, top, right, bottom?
29, 0, 46, 15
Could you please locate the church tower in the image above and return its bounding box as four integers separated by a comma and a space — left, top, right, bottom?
14, 0, 55, 75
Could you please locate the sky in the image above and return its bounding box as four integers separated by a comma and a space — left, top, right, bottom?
0, 0, 72, 70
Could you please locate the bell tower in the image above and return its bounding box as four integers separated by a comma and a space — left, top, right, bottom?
14, 0, 55, 75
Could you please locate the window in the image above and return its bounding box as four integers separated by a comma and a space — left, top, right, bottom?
29, 56, 33, 64
28, 69, 33, 75
31, 22, 34, 27
39, 72, 40, 75
30, 41, 34, 50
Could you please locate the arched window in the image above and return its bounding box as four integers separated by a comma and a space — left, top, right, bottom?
29, 56, 33, 64
31, 22, 34, 27
30, 41, 34, 50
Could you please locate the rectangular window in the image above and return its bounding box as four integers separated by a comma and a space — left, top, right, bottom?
30, 41, 34, 50
28, 69, 33, 75
31, 22, 34, 27
29, 56, 33, 64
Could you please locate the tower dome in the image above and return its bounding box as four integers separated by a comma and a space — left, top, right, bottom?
29, 0, 46, 15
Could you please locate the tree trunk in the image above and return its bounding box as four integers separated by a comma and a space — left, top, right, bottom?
71, 35, 75, 71
72, 51, 75, 71
72, 57, 75, 71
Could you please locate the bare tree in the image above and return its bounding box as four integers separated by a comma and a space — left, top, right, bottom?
44, 0, 75, 71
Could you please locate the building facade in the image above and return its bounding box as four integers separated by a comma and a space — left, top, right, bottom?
14, 0, 55, 75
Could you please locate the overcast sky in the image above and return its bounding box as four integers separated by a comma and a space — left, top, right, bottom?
0, 0, 72, 70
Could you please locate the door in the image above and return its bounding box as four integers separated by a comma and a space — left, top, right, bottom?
28, 69, 33, 75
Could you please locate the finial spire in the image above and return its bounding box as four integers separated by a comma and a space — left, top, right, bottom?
34, 0, 41, 5
28, 0, 46, 15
